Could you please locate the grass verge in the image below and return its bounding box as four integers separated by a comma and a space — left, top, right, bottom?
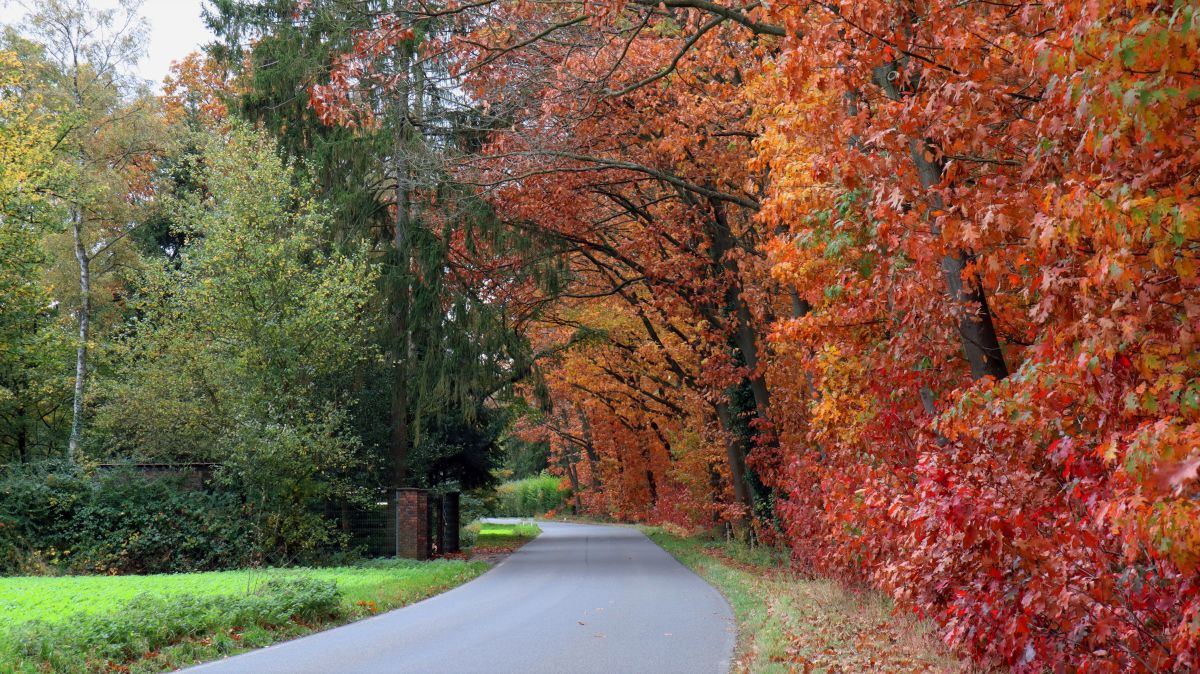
459, 520, 542, 562
644, 528, 969, 673
0, 558, 488, 673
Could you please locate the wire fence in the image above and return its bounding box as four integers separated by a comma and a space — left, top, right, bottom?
334, 490, 462, 558
335, 498, 392, 558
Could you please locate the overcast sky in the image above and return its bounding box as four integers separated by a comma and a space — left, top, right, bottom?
3, 0, 214, 90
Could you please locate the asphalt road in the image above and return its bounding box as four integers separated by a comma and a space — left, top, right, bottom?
182, 520, 735, 674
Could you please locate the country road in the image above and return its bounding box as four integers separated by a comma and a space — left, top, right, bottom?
182, 520, 735, 674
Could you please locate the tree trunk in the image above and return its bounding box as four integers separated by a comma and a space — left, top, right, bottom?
714, 401, 754, 519
389, 40, 414, 488
690, 200, 773, 523
707, 198, 775, 422
873, 63, 1009, 382
577, 407, 600, 488
68, 208, 89, 462
791, 293, 810, 319
563, 457, 582, 515
390, 361, 409, 484
732, 296, 772, 417
907, 139, 1009, 380
16, 402, 27, 464
386, 41, 415, 558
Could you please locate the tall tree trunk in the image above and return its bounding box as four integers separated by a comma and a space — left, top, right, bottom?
688, 204, 769, 523
550, 410, 584, 513
389, 38, 414, 487
389, 176, 412, 486
560, 449, 582, 514
708, 198, 775, 421
708, 200, 779, 523
907, 140, 1009, 380
577, 407, 600, 488
645, 419, 671, 509
873, 62, 1009, 382
386, 37, 416, 557
732, 297, 772, 416
714, 401, 754, 518
68, 208, 89, 462
17, 402, 27, 464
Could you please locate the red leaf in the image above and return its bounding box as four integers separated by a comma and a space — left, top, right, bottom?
1156, 456, 1200, 492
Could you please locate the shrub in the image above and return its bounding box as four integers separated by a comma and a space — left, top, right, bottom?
72, 473, 256, 574
0, 463, 90, 573
0, 462, 256, 575
494, 474, 565, 517
459, 488, 500, 524
459, 522, 479, 550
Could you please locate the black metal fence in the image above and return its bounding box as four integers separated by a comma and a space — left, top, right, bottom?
334, 497, 392, 558
335, 490, 461, 558
428, 492, 462, 555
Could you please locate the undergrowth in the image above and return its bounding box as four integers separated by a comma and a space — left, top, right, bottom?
494, 475, 565, 516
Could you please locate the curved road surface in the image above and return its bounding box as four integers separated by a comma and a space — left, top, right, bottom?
184, 520, 734, 674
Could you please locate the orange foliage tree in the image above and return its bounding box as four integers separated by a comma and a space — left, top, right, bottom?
162, 52, 237, 125
308, 0, 1199, 669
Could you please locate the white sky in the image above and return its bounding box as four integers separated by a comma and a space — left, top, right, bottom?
133, 0, 213, 88
2, 0, 214, 91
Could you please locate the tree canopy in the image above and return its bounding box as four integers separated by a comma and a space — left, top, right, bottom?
1, 0, 1197, 669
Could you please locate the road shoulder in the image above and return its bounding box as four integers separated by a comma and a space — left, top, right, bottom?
644, 527, 969, 673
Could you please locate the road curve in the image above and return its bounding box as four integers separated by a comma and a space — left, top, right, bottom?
182, 520, 735, 674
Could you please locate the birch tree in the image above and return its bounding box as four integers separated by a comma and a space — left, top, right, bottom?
15, 0, 161, 460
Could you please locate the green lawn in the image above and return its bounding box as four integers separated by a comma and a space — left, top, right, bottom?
474, 521, 541, 547
0, 558, 488, 673
0, 559, 482, 626
0, 522, 543, 674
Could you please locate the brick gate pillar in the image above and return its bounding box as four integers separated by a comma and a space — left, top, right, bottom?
392, 487, 430, 559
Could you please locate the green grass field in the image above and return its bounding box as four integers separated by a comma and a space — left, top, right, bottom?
0, 559, 483, 626
0, 521, 542, 673
474, 521, 541, 547
0, 559, 489, 673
